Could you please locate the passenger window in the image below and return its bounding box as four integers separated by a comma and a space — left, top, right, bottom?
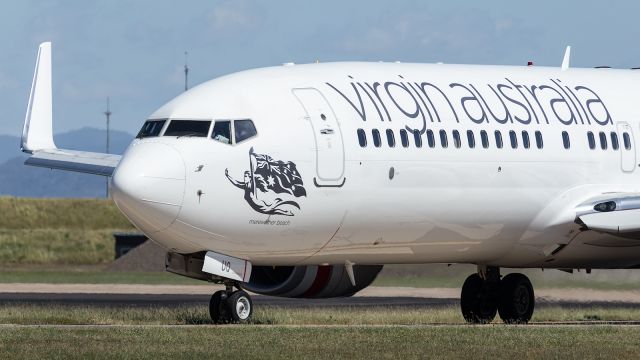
599, 131, 607, 150
400, 129, 409, 148
427, 130, 435, 148
372, 129, 381, 148
494, 131, 503, 149
624, 132, 632, 150
611, 132, 619, 150
357, 129, 367, 147
165, 120, 211, 137
211, 121, 232, 144
522, 131, 530, 149
509, 130, 518, 149
413, 129, 422, 148
137, 119, 166, 138
481, 130, 489, 149
587, 132, 596, 150
467, 130, 475, 148
535, 131, 543, 149
386, 129, 396, 147
234, 120, 257, 143
439, 130, 448, 148
562, 131, 570, 149
452, 130, 461, 148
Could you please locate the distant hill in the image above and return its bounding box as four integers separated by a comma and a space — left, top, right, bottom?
0, 135, 21, 164
0, 127, 133, 198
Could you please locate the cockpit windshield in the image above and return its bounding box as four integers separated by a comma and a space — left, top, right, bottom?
164, 120, 212, 137
136, 119, 166, 138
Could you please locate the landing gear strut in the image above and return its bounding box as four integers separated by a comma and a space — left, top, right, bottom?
460, 267, 535, 324
209, 283, 253, 324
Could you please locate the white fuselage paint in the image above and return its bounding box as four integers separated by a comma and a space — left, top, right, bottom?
110, 62, 640, 269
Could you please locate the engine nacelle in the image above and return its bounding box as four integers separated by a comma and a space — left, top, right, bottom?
241, 264, 383, 298
166, 252, 382, 298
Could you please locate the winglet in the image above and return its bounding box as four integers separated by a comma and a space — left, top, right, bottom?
22, 42, 56, 154
561, 45, 571, 71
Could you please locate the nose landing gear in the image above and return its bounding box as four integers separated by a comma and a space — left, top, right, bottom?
460, 267, 535, 324
209, 283, 253, 324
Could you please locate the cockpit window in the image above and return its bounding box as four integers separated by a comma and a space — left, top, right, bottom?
136, 119, 166, 139
164, 120, 211, 137
234, 120, 257, 143
211, 121, 232, 144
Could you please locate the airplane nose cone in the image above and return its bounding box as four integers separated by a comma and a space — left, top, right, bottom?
111, 142, 186, 233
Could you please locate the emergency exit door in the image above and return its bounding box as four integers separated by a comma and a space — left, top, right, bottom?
617, 122, 636, 172
293, 88, 345, 183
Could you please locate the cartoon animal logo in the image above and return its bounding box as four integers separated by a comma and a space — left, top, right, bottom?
226, 148, 306, 216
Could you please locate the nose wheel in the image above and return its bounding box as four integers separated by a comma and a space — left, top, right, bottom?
460, 268, 535, 324
209, 285, 253, 324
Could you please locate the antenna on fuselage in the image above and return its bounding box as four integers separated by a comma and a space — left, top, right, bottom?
184, 51, 189, 91
561, 46, 571, 71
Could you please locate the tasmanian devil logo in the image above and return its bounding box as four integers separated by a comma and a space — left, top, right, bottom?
226, 148, 307, 216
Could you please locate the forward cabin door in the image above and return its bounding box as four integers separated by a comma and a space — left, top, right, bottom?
617, 122, 636, 173
293, 88, 345, 185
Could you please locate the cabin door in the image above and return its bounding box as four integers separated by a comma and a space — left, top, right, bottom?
293, 88, 345, 185
617, 122, 636, 172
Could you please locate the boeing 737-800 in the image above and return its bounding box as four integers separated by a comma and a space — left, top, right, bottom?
20, 42, 640, 324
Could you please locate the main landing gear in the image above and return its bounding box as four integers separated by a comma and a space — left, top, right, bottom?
460, 266, 535, 324
209, 283, 253, 324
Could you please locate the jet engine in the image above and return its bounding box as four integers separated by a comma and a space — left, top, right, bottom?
242, 264, 383, 298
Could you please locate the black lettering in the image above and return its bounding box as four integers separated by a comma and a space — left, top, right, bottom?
449, 83, 488, 124
539, 85, 575, 125
325, 82, 368, 121
417, 82, 459, 123
496, 83, 531, 124
471, 84, 511, 124
574, 86, 613, 125
384, 81, 427, 133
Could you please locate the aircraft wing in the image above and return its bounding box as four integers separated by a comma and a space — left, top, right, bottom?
21, 42, 121, 177
24, 149, 121, 176
575, 193, 640, 239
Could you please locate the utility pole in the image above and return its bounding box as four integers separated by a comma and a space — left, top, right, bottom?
184, 51, 189, 91
104, 97, 112, 198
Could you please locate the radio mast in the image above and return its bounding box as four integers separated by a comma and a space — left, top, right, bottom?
104, 96, 112, 197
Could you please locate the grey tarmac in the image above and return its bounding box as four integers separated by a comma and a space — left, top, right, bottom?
0, 284, 638, 309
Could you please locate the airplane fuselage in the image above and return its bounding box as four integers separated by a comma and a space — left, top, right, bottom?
109, 62, 640, 270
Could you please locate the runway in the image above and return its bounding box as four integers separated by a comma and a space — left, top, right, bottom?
0, 285, 639, 309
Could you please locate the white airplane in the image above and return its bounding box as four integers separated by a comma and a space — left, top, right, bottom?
21, 42, 640, 324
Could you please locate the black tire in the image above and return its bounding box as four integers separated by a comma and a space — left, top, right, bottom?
209, 290, 229, 324
498, 273, 535, 324
460, 273, 497, 324
226, 290, 253, 324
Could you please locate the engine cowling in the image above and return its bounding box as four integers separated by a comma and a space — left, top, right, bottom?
242, 264, 383, 298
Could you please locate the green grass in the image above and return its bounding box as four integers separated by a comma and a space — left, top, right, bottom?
0, 326, 638, 359
0, 197, 134, 265
0, 197, 134, 229
0, 229, 118, 265
0, 305, 639, 326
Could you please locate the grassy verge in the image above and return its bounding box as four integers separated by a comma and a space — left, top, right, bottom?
0, 326, 638, 359
1, 305, 640, 326
0, 197, 133, 229
0, 197, 135, 265
0, 229, 122, 265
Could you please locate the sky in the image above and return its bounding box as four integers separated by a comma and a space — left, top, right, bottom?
2, 0, 640, 136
